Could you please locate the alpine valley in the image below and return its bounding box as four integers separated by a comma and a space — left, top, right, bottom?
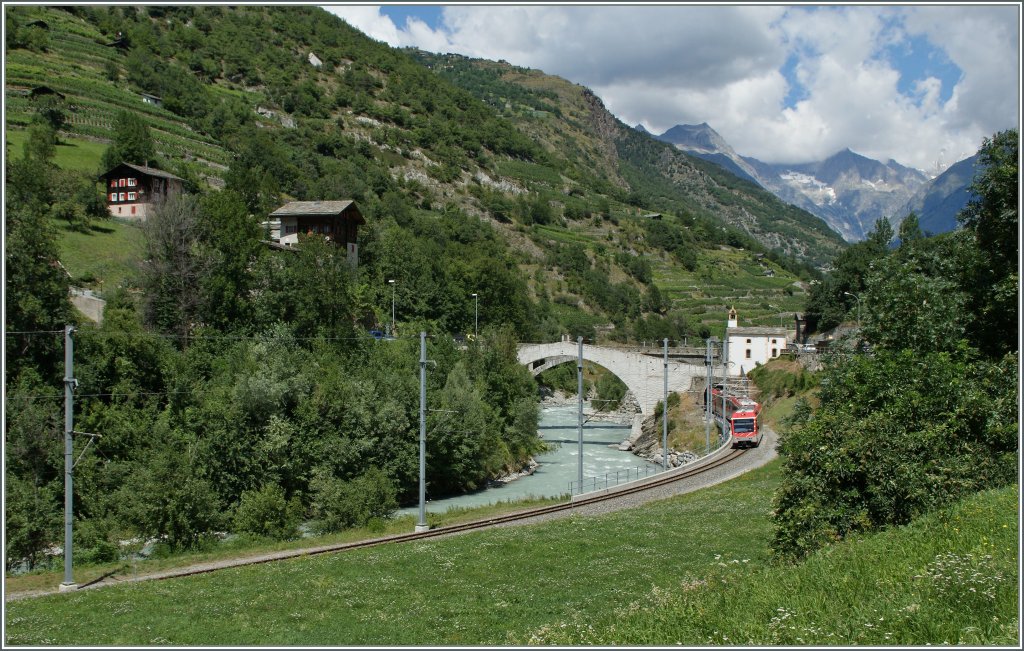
650, 122, 977, 242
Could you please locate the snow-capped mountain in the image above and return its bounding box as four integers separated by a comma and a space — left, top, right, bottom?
651, 123, 933, 242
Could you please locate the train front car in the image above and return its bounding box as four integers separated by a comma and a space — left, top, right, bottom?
728, 397, 761, 449
707, 386, 762, 449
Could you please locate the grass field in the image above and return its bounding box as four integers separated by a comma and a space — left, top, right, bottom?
5, 463, 1016, 646
527, 484, 1020, 646
5, 129, 107, 173
4, 463, 782, 645
53, 218, 145, 293
3, 495, 564, 597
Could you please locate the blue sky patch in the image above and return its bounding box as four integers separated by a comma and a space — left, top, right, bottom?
881, 32, 961, 105
780, 52, 809, 109
380, 4, 444, 29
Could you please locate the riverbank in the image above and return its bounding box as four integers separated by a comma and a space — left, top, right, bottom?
538, 388, 638, 424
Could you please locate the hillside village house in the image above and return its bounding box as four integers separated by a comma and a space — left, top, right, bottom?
724, 307, 788, 376
264, 200, 364, 267
99, 162, 184, 220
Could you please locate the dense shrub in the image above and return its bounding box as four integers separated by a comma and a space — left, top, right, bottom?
310, 467, 399, 534
770, 347, 1018, 561
118, 443, 226, 551
233, 484, 303, 541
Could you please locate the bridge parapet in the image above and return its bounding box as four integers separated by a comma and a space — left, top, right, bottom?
517, 341, 707, 416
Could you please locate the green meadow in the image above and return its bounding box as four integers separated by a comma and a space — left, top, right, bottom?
5, 462, 1017, 646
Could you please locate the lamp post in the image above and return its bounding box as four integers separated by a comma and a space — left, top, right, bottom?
388, 279, 396, 337
844, 291, 861, 330
471, 292, 478, 339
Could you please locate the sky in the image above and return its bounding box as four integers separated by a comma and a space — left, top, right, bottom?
323, 2, 1021, 174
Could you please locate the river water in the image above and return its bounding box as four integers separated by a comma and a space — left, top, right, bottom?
397, 403, 663, 516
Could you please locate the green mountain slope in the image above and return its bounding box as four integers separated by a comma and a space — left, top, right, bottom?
409, 50, 846, 267
5, 4, 843, 339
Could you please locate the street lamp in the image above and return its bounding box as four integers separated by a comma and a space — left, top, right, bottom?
388, 279, 396, 337
471, 292, 478, 339
844, 291, 861, 330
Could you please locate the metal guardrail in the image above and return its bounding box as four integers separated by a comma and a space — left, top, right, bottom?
567, 427, 733, 497
567, 464, 660, 496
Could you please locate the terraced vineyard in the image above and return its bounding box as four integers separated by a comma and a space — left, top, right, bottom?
4, 9, 231, 181
654, 248, 808, 337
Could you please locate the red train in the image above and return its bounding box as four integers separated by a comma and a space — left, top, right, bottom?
704, 384, 763, 449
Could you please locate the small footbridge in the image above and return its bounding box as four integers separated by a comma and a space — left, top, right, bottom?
517, 340, 711, 416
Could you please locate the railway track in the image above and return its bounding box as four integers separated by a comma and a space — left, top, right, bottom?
8, 446, 750, 600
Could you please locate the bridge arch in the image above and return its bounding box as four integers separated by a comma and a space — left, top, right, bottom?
517, 341, 705, 416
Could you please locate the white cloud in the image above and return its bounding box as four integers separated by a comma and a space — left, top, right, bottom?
323, 4, 1019, 172
323, 6, 406, 46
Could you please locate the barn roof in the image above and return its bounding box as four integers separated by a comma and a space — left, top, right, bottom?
270, 200, 365, 224
99, 162, 184, 182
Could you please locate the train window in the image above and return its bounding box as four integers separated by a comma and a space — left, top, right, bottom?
733, 418, 755, 433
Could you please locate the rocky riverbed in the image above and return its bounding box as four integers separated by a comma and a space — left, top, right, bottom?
536, 388, 701, 467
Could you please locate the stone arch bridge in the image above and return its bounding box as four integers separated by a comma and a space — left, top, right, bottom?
517, 341, 710, 416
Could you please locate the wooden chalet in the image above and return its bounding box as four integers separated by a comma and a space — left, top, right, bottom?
99, 162, 184, 220
264, 200, 365, 267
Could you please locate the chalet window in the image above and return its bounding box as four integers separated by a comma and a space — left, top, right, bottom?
127, 192, 136, 201
119, 179, 126, 187
119, 192, 126, 201
109, 192, 117, 202
128, 178, 137, 187
110, 180, 117, 188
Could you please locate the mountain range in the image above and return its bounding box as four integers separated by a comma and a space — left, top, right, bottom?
649, 122, 977, 241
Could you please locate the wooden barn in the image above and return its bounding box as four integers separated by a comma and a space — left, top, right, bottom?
264, 200, 365, 267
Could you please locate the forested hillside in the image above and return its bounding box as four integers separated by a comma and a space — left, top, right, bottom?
5, 4, 844, 572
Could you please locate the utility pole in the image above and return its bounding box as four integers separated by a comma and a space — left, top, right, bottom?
61, 325, 77, 592
416, 331, 428, 532
721, 341, 729, 444
577, 336, 584, 494
662, 338, 668, 471
704, 337, 713, 455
